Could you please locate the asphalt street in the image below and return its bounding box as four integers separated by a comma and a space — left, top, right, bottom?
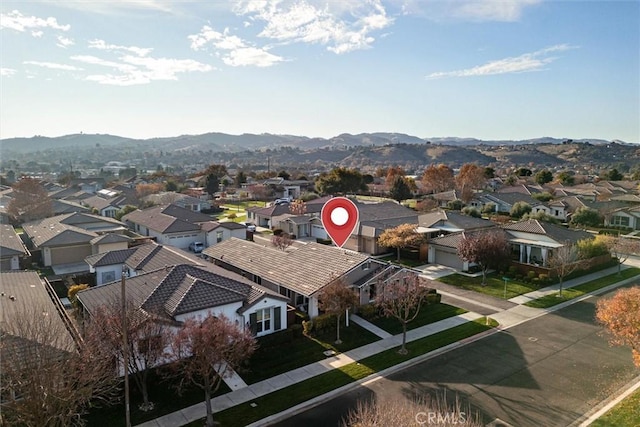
272, 286, 639, 427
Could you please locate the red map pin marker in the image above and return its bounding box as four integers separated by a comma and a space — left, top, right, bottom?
321, 197, 359, 248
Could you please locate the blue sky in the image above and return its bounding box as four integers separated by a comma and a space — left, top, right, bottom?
1, 1, 638, 142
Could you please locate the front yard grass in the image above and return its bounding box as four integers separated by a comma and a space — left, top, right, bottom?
591, 387, 640, 427
367, 302, 467, 335
438, 273, 539, 299
243, 322, 380, 384
524, 267, 640, 309
210, 319, 496, 427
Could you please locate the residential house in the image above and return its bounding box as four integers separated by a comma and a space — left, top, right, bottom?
0, 224, 30, 270
122, 204, 242, 250
478, 192, 540, 214
22, 213, 129, 274
246, 195, 331, 231
85, 242, 204, 286
418, 210, 496, 237
77, 264, 289, 337
144, 192, 212, 212
344, 201, 418, 255
604, 206, 640, 230
262, 178, 314, 199
203, 237, 388, 317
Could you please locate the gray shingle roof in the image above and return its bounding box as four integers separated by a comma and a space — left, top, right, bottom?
0, 225, 28, 256
123, 204, 210, 233
85, 243, 199, 272
203, 237, 370, 297
419, 210, 496, 230
77, 264, 285, 319
90, 233, 132, 245
23, 216, 97, 247
503, 220, 593, 244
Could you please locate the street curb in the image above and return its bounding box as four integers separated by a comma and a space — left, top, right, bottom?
246, 325, 501, 427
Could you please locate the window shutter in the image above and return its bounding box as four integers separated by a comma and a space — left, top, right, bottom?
249, 312, 258, 335
273, 306, 281, 331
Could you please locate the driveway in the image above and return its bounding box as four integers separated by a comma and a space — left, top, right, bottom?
272, 285, 639, 427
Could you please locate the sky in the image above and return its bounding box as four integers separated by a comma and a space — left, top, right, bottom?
1, 0, 639, 142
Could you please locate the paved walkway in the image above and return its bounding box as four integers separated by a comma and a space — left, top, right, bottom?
136, 262, 640, 427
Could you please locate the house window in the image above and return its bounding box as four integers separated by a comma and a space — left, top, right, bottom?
138, 335, 163, 355
611, 215, 630, 227
555, 209, 559, 216
216, 231, 223, 243
255, 308, 271, 333
101, 271, 116, 284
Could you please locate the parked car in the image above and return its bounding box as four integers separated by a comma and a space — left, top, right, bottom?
189, 242, 204, 253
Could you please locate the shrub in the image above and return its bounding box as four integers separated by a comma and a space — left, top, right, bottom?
426, 293, 442, 304
302, 320, 313, 336
273, 228, 284, 236
290, 323, 304, 338
515, 274, 524, 281
312, 313, 337, 334
358, 304, 379, 320
508, 266, 518, 277
294, 311, 310, 323
228, 213, 237, 219
538, 273, 549, 283
527, 271, 536, 279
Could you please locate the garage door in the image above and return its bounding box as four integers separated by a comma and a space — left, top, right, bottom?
51, 244, 92, 265
1, 258, 12, 271
434, 249, 463, 270
311, 224, 328, 239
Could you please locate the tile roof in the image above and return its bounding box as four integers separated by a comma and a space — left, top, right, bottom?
77, 264, 285, 319
85, 242, 200, 272
418, 210, 496, 230
122, 204, 210, 233
503, 220, 593, 244
23, 217, 97, 247
90, 233, 132, 245
483, 192, 539, 206
203, 238, 370, 297
0, 224, 28, 256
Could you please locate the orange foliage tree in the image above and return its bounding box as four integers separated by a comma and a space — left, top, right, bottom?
596, 286, 640, 367
456, 163, 486, 202
421, 164, 454, 194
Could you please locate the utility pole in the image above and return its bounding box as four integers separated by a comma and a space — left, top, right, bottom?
121, 265, 131, 427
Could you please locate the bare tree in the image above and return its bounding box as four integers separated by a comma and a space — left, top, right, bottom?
318, 277, 359, 344
271, 232, 293, 251
547, 243, 584, 297
0, 302, 118, 427
170, 314, 257, 427
7, 177, 53, 223
342, 394, 482, 427
457, 230, 510, 285
376, 274, 431, 354
597, 235, 640, 275
88, 300, 173, 411
378, 223, 425, 262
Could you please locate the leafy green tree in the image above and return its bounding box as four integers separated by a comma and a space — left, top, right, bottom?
531, 191, 553, 202
604, 168, 624, 181
516, 167, 532, 177
116, 205, 138, 221
570, 207, 603, 228
203, 164, 227, 178
389, 176, 412, 202
534, 170, 553, 185
461, 207, 481, 218
315, 167, 367, 195
483, 167, 495, 179
277, 170, 290, 180
234, 171, 247, 187
510, 201, 532, 219
205, 174, 219, 196
557, 171, 575, 185
482, 202, 497, 214
522, 211, 559, 224
165, 180, 179, 192
446, 200, 465, 211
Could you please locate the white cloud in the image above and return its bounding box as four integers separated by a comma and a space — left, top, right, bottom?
189, 25, 284, 67
231, 0, 393, 54
394, 0, 541, 22
23, 61, 84, 71
56, 35, 75, 48
426, 44, 577, 79
88, 39, 153, 57
1, 68, 17, 76
0, 10, 70, 33
452, 0, 541, 22
71, 53, 213, 86
31, 30, 44, 38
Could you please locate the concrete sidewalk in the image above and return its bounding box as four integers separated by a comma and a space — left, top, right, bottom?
136, 312, 484, 427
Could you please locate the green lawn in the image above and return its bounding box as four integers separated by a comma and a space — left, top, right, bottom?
438, 273, 540, 299
524, 268, 640, 308
591, 387, 640, 427
368, 302, 467, 335
84, 369, 231, 426
378, 254, 425, 268
243, 322, 380, 384
195, 319, 496, 427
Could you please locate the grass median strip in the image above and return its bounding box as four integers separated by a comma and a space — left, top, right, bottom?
591, 386, 640, 427
208, 319, 496, 426
524, 268, 640, 309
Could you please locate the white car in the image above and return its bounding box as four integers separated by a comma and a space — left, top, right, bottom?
189, 242, 204, 253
